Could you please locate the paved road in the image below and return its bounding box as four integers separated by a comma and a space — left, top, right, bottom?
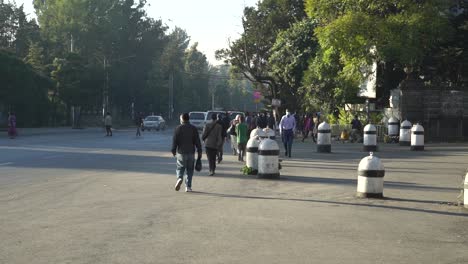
0, 128, 467, 264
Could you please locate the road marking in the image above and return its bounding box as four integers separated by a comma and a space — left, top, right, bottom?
0, 162, 13, 166
43, 155, 62, 159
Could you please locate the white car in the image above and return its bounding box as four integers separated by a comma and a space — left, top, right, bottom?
142, 115, 166, 131
189, 111, 207, 130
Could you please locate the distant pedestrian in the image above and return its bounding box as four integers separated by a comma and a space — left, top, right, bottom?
202, 113, 223, 176
302, 114, 312, 142
245, 112, 252, 132
267, 112, 276, 130
350, 115, 363, 143
135, 112, 143, 137
312, 113, 319, 143
235, 115, 248, 162
7, 112, 17, 139
104, 112, 112, 136
228, 118, 239, 155
279, 109, 296, 158
256, 112, 267, 129
171, 113, 202, 192
216, 113, 229, 164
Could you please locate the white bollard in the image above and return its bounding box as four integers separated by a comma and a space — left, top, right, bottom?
263, 127, 276, 140
317, 122, 331, 153
250, 128, 260, 139
387, 117, 399, 137
246, 137, 260, 174
464, 172, 468, 209
411, 124, 424, 151
257, 138, 280, 179
357, 152, 385, 198
363, 124, 377, 152
399, 120, 412, 146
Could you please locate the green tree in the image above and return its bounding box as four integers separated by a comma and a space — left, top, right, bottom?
305, 0, 452, 83
216, 0, 307, 102
0, 50, 51, 126
269, 19, 318, 110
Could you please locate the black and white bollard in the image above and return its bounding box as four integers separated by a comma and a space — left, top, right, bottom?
410, 124, 424, 151
357, 152, 385, 198
263, 127, 276, 140
246, 137, 260, 174
387, 117, 399, 138
399, 120, 412, 146
257, 138, 280, 179
363, 124, 377, 152
317, 122, 331, 153
250, 128, 260, 139
464, 172, 468, 209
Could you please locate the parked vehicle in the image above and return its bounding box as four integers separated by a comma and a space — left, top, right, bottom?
189, 111, 207, 130
205, 110, 225, 124
228, 111, 245, 121
142, 115, 166, 131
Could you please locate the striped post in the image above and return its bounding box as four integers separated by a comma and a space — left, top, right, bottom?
257, 138, 280, 179
363, 124, 377, 152
410, 124, 424, 151
399, 120, 412, 146
357, 152, 385, 198
317, 122, 331, 153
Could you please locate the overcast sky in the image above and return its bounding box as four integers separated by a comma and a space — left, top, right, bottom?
14, 0, 258, 65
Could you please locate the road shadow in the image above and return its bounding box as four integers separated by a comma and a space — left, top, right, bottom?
192, 191, 468, 218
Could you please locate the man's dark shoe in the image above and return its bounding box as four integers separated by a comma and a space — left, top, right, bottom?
175, 178, 183, 191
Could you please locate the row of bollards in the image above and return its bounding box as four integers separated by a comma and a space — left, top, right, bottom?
245, 125, 467, 208
316, 120, 425, 153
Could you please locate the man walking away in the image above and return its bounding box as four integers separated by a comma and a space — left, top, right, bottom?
350, 115, 363, 143
267, 112, 276, 130
136, 112, 143, 137
312, 113, 319, 143
235, 115, 248, 162
171, 113, 202, 192
104, 112, 112, 136
202, 113, 223, 176
279, 109, 296, 158
217, 113, 229, 163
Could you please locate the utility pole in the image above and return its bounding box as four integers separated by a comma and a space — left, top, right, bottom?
169, 71, 174, 120
102, 57, 108, 117
70, 33, 74, 53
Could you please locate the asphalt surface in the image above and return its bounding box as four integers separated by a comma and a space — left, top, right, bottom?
0, 127, 467, 264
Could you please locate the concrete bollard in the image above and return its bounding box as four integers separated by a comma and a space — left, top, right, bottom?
399, 120, 412, 146
250, 128, 260, 139
246, 137, 260, 174
257, 138, 280, 179
357, 152, 385, 198
363, 124, 377, 152
410, 124, 424, 151
317, 122, 331, 153
263, 127, 276, 140
464, 172, 468, 209
388, 117, 399, 138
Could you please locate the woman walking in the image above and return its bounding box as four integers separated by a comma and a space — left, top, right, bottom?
7, 112, 17, 139
301, 114, 312, 142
